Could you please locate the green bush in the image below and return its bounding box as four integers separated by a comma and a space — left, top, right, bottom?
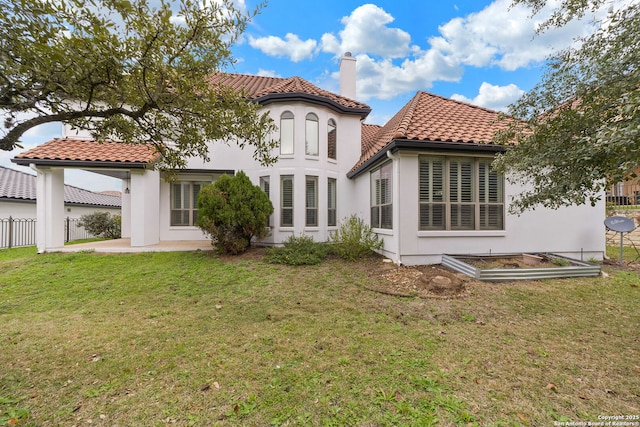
329, 215, 383, 261
265, 234, 330, 265
78, 212, 121, 239
196, 171, 273, 255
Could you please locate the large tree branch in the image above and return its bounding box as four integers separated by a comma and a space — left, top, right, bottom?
0, 104, 151, 151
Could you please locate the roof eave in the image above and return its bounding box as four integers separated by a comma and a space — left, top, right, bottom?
255, 92, 371, 119
347, 139, 506, 179
11, 158, 152, 169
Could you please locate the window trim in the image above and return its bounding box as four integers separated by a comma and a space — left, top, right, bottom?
327, 118, 337, 161
280, 175, 294, 228
370, 161, 393, 229
327, 177, 337, 227
280, 111, 294, 156
418, 155, 504, 231
305, 175, 318, 227
260, 176, 272, 227
170, 181, 209, 227
305, 113, 319, 157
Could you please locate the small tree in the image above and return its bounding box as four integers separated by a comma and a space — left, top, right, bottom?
78, 212, 121, 239
196, 172, 273, 255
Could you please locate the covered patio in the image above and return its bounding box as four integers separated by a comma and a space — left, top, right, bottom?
12, 138, 169, 253
55, 238, 213, 253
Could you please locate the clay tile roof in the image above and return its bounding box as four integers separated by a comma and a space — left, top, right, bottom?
207, 73, 370, 112
361, 123, 383, 155
0, 165, 121, 207
351, 91, 510, 174
13, 138, 161, 165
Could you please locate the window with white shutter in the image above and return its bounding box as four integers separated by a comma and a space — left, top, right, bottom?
419, 156, 504, 231
306, 176, 318, 227
370, 161, 393, 229
170, 181, 208, 226
328, 178, 337, 227
281, 175, 294, 227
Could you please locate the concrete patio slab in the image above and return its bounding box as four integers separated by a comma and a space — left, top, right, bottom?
53, 238, 213, 253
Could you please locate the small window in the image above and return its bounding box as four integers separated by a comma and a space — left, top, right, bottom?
306, 176, 318, 227
171, 181, 208, 226
260, 176, 272, 227
328, 178, 337, 226
305, 113, 319, 156
281, 175, 294, 227
327, 119, 337, 160
370, 162, 393, 229
280, 111, 294, 155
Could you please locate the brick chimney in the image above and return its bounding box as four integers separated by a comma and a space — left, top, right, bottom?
339, 52, 356, 100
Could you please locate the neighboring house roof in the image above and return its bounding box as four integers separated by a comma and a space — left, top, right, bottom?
12, 138, 161, 168
208, 73, 371, 118
349, 91, 509, 177
0, 165, 121, 207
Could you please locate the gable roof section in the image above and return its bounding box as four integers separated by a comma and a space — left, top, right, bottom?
12, 138, 161, 168
349, 91, 509, 177
208, 73, 371, 118
0, 165, 121, 207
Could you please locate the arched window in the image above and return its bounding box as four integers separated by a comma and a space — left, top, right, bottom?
327, 119, 337, 160
305, 113, 319, 156
280, 111, 294, 155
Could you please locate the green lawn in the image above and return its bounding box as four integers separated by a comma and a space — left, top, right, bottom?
0, 247, 638, 426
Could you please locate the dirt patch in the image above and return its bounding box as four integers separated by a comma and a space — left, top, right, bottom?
460, 254, 569, 269
362, 257, 472, 299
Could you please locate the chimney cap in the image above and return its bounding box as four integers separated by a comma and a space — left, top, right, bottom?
344, 52, 352, 57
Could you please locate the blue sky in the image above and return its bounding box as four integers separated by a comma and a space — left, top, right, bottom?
1, 0, 612, 192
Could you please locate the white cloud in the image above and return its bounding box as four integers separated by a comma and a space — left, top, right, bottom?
352, 51, 463, 101
320, 4, 414, 58
248, 33, 317, 62
429, 0, 606, 71
244, 0, 618, 101
451, 82, 525, 112
256, 69, 281, 78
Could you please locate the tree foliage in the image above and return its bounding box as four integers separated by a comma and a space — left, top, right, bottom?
196, 171, 273, 255
493, 0, 639, 213
78, 211, 121, 239
0, 0, 278, 168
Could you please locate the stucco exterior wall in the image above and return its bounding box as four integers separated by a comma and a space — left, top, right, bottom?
360, 151, 605, 265
156, 102, 364, 245
0, 201, 120, 219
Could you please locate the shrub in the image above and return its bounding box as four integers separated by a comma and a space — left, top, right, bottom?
196, 171, 273, 255
265, 234, 330, 265
330, 215, 383, 261
78, 212, 121, 239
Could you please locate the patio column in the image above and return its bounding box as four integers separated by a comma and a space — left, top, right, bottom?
121, 178, 131, 239
33, 166, 65, 253
130, 169, 160, 246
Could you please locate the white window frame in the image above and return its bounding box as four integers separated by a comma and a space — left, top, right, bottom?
260, 176, 272, 227
419, 155, 504, 231
305, 176, 318, 227
327, 178, 337, 227
280, 111, 294, 156
170, 181, 209, 227
305, 113, 319, 156
280, 175, 294, 227
370, 161, 393, 229
327, 118, 337, 160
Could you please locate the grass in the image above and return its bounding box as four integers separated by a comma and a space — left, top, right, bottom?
0, 247, 638, 426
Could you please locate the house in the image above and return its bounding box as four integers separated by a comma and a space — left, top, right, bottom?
0, 165, 121, 219
11, 54, 605, 263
